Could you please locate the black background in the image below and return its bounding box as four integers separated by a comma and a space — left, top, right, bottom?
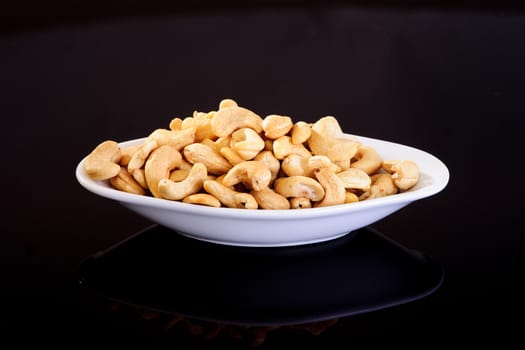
1, 1, 523, 347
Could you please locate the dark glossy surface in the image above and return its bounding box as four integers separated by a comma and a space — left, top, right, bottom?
78, 225, 443, 326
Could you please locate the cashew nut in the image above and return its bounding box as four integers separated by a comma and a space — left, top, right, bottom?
158, 163, 208, 200
382, 160, 420, 191
360, 173, 398, 200
262, 115, 293, 139
313, 167, 346, 207
281, 154, 308, 177
127, 139, 159, 173
272, 136, 311, 160
230, 128, 265, 160
218, 98, 238, 109
84, 140, 122, 180
350, 145, 383, 175
289, 197, 312, 209
210, 106, 263, 137
336, 168, 371, 190
119, 144, 140, 166
222, 161, 271, 191
203, 180, 258, 209
183, 142, 232, 175
131, 168, 148, 189
148, 127, 196, 151
109, 167, 146, 195
253, 150, 281, 182
144, 145, 182, 198
306, 155, 341, 177
291, 121, 312, 145
344, 191, 359, 204
274, 176, 325, 202
219, 147, 245, 166
308, 130, 359, 163
251, 187, 291, 210
182, 193, 221, 207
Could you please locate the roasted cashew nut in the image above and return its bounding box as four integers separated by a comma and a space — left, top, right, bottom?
281, 154, 308, 177
254, 151, 281, 182
144, 145, 182, 198
274, 176, 325, 202
382, 160, 420, 191
84, 140, 122, 180
158, 163, 208, 200
203, 180, 258, 209
182, 193, 221, 207
251, 187, 291, 210
230, 128, 265, 160
289, 197, 312, 209
222, 161, 271, 191
336, 168, 371, 191
313, 167, 346, 207
262, 115, 293, 139
308, 130, 359, 163
210, 106, 263, 137
291, 121, 312, 145
183, 142, 232, 175
109, 167, 146, 195
272, 136, 311, 160
350, 145, 383, 175
360, 173, 398, 200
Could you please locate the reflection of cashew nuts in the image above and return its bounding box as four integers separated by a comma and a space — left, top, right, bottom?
109, 167, 146, 195
251, 187, 291, 210
382, 160, 420, 191
274, 176, 325, 202
262, 115, 293, 139
350, 145, 383, 175
336, 168, 371, 190
158, 163, 208, 200
230, 128, 265, 160
144, 145, 182, 198
313, 167, 346, 207
84, 140, 122, 180
183, 143, 232, 175
211, 106, 263, 137
203, 180, 258, 209
182, 193, 221, 207
222, 161, 271, 191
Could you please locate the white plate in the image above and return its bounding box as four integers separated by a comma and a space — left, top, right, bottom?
75, 134, 449, 247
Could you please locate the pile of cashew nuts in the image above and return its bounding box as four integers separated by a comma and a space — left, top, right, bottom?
83, 99, 419, 209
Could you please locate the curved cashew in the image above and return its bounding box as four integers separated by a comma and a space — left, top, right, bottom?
183, 143, 232, 175
350, 145, 383, 175
182, 193, 221, 208
148, 127, 196, 151
84, 140, 122, 180
281, 154, 308, 177
222, 161, 271, 191
144, 145, 182, 198
130, 168, 148, 189
109, 167, 146, 195
336, 168, 371, 190
273, 136, 311, 160
203, 180, 258, 209
210, 106, 263, 137
251, 187, 291, 210
274, 176, 325, 202
308, 130, 359, 163
289, 197, 312, 209
254, 151, 280, 182
291, 121, 312, 145
127, 139, 159, 173
360, 173, 398, 200
313, 167, 346, 207
306, 155, 341, 177
262, 115, 293, 139
382, 160, 419, 191
158, 163, 208, 200
230, 128, 265, 160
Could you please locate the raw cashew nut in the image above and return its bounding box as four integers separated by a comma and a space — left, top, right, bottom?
254, 151, 281, 182
203, 180, 258, 209
222, 161, 271, 191
313, 167, 346, 207
182, 193, 221, 207
230, 128, 265, 160
281, 154, 308, 177
119, 144, 141, 166
109, 167, 146, 195
274, 176, 325, 202
360, 173, 398, 200
262, 115, 293, 139
183, 143, 232, 175
148, 127, 196, 151
351, 145, 383, 175
210, 106, 263, 137
144, 145, 182, 198
382, 160, 420, 191
84, 140, 122, 180
158, 163, 208, 200
336, 168, 371, 190
273, 136, 311, 160
127, 139, 159, 173
305, 155, 341, 177
251, 187, 291, 210
308, 130, 359, 163
291, 121, 312, 145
